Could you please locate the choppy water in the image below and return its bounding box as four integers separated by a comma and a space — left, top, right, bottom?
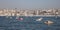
0, 16, 60, 30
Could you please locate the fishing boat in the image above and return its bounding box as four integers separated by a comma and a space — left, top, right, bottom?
44, 20, 54, 25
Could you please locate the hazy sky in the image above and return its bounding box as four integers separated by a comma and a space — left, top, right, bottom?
0, 0, 60, 9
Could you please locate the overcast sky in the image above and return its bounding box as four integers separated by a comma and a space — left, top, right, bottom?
0, 0, 60, 9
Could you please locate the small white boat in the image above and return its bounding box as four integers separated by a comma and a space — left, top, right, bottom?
36, 18, 43, 21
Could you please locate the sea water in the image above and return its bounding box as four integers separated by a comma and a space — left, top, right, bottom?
0, 16, 60, 30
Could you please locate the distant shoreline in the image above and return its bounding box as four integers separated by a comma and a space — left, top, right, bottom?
0, 15, 60, 17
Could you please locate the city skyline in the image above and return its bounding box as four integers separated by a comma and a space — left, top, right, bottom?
0, 0, 60, 9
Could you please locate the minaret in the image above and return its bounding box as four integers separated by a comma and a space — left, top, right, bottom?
37, 10, 38, 16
